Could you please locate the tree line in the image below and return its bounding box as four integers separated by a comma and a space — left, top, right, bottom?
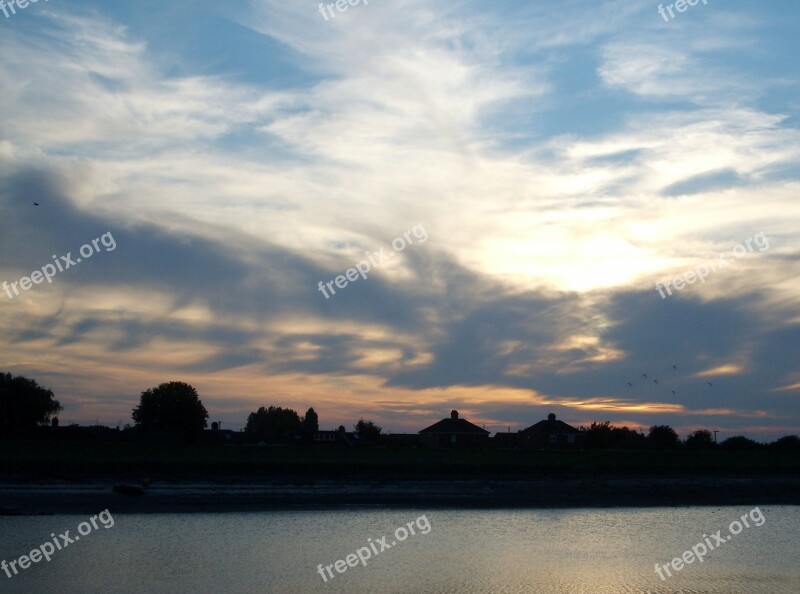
0, 373, 383, 441
244, 405, 382, 441
579, 421, 800, 451
1, 372, 797, 450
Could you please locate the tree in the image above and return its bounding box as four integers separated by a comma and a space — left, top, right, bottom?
245, 406, 303, 439
132, 381, 208, 434
685, 429, 715, 450
580, 421, 646, 449
769, 435, 800, 451
354, 418, 382, 441
0, 372, 62, 429
302, 407, 319, 432
580, 421, 615, 448
647, 425, 681, 449
719, 435, 763, 451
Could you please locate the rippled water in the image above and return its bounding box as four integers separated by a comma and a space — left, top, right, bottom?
1, 506, 798, 593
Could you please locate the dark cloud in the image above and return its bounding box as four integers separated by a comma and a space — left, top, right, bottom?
2, 168, 798, 438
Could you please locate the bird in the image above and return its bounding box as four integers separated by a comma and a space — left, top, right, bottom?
33, 202, 39, 206
627, 382, 632, 387
672, 365, 677, 370
642, 373, 648, 379
707, 382, 713, 387
671, 390, 676, 395
653, 379, 658, 384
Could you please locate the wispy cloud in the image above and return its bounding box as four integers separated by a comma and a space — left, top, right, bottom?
1, 0, 798, 439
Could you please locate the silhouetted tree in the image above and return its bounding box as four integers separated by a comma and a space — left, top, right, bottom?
647, 425, 681, 449
685, 429, 715, 450
580, 421, 614, 448
719, 435, 763, 450
302, 407, 319, 432
0, 372, 62, 429
769, 435, 800, 451
354, 418, 382, 441
580, 421, 646, 449
245, 406, 303, 439
616, 426, 646, 449
132, 381, 208, 433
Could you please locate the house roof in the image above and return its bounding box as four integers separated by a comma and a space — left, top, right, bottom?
520, 415, 581, 435
419, 410, 489, 435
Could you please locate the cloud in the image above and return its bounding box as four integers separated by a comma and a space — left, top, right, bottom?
0, 1, 798, 439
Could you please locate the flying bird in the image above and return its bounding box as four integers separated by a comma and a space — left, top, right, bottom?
33, 202, 39, 206
653, 379, 658, 384
708, 382, 713, 387
642, 373, 647, 379
627, 382, 632, 387
671, 390, 676, 395
672, 365, 677, 370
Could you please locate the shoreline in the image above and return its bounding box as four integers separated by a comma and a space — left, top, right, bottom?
2, 476, 799, 514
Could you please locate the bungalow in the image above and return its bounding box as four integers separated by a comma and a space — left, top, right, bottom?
200, 422, 240, 444
492, 431, 519, 448
419, 410, 490, 448
383, 433, 422, 448
307, 426, 373, 447
518, 413, 584, 449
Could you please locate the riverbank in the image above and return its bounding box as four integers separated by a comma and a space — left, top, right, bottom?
2, 476, 799, 514
2, 440, 798, 479
3, 440, 798, 513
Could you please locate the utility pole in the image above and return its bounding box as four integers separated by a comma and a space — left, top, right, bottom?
713, 430, 719, 444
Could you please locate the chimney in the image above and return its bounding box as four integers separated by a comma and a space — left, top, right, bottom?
548, 413, 556, 422
451, 410, 459, 420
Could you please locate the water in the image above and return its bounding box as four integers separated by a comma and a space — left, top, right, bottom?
1, 507, 798, 593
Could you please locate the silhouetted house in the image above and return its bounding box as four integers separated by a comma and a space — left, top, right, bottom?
200, 424, 239, 444
419, 410, 490, 448
492, 431, 519, 448
384, 433, 422, 448
519, 413, 583, 449
312, 430, 340, 445
16, 423, 126, 443
308, 426, 373, 447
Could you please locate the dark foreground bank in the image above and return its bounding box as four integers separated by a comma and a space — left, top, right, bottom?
3, 439, 799, 478
2, 476, 800, 514
2, 440, 798, 513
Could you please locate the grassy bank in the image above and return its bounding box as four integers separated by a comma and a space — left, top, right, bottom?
2, 440, 798, 479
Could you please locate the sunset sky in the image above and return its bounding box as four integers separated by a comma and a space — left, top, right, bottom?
1, 0, 798, 440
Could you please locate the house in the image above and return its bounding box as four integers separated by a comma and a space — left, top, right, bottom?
518, 413, 584, 449
200, 428, 239, 444
199, 421, 241, 444
307, 426, 373, 447
492, 431, 519, 448
384, 433, 422, 448
419, 410, 490, 448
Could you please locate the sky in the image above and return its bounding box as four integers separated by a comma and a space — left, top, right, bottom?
1, 0, 798, 440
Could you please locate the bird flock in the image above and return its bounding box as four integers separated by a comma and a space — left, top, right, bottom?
627, 364, 714, 396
